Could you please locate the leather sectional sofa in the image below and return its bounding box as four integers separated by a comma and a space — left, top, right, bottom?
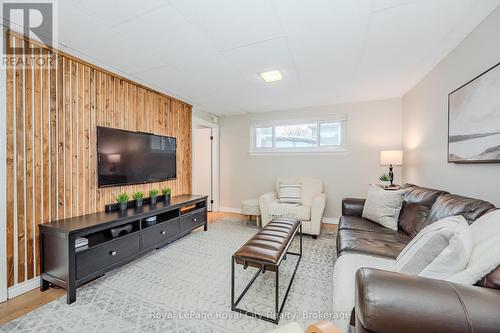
337, 184, 500, 333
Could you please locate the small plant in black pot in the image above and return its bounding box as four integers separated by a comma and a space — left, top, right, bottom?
162, 187, 171, 202
115, 192, 129, 211
132, 191, 144, 208
149, 189, 159, 205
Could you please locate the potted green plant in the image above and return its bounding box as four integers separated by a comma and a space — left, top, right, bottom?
162, 187, 171, 202
149, 189, 159, 205
132, 191, 144, 208
115, 192, 129, 211
379, 173, 391, 188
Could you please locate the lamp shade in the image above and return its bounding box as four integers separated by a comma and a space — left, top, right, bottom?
108, 154, 121, 163
380, 150, 403, 166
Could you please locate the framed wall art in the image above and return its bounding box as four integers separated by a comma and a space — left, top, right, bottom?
448, 62, 500, 163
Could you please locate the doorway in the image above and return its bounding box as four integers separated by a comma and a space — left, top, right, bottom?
192, 118, 219, 212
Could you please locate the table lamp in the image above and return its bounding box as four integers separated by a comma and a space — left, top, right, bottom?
380, 150, 403, 186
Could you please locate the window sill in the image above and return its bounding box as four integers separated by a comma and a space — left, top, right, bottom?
248, 148, 348, 156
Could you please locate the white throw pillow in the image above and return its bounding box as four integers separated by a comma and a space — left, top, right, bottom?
469, 209, 500, 246
446, 235, 500, 285
395, 216, 472, 279
446, 209, 500, 285
279, 183, 302, 204
362, 185, 404, 230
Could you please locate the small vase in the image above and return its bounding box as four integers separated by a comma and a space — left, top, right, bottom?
135, 199, 143, 208
119, 202, 128, 211
150, 197, 157, 205
164, 194, 171, 203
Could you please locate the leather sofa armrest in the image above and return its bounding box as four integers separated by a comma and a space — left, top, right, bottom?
341, 198, 366, 217
355, 268, 500, 333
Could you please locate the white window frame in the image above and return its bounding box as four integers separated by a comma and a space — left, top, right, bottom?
249, 115, 347, 155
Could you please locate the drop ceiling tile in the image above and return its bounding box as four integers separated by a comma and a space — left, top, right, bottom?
354, 0, 480, 97
169, 0, 285, 51
272, 0, 373, 102
222, 37, 299, 85
57, 1, 159, 74
69, 0, 170, 28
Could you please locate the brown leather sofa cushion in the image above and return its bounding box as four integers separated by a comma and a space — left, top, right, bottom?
400, 183, 448, 205
337, 228, 411, 259
339, 216, 404, 236
397, 184, 447, 235
427, 193, 495, 224
398, 202, 431, 237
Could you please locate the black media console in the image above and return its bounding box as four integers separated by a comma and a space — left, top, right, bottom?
39, 194, 208, 304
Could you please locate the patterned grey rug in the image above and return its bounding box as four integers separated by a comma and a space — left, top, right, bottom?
1, 218, 337, 333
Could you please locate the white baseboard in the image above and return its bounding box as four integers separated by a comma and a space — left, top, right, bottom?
218, 207, 339, 225
218, 207, 242, 214
8, 277, 40, 299
322, 217, 339, 224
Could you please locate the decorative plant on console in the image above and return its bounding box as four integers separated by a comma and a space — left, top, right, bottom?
132, 191, 144, 208
162, 187, 171, 202
116, 192, 129, 211
149, 189, 159, 205
379, 173, 391, 187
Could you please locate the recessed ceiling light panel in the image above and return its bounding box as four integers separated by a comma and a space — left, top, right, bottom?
259, 70, 283, 82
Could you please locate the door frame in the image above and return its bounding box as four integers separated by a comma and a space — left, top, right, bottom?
0, 36, 8, 302
192, 117, 219, 212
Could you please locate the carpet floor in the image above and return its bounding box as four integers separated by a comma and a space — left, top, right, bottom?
1, 218, 337, 333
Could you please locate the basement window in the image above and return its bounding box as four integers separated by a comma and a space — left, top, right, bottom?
250, 115, 347, 154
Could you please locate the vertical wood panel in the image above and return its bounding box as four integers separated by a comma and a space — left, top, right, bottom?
5, 31, 192, 287
24, 46, 34, 280
33, 48, 42, 279
15, 37, 25, 283
59, 56, 66, 219
50, 53, 57, 222
6, 34, 15, 287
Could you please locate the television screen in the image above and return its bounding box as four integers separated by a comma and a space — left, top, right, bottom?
97, 126, 176, 187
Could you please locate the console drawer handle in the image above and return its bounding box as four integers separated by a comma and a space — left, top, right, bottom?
193, 218, 197, 222
161, 231, 166, 235
110, 251, 117, 256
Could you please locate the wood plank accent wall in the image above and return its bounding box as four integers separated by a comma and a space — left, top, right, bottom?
5, 32, 192, 288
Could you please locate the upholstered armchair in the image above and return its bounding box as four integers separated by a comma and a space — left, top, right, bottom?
259, 177, 327, 238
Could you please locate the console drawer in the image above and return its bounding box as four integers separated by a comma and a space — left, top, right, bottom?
180, 209, 206, 232
76, 232, 140, 280
142, 218, 179, 249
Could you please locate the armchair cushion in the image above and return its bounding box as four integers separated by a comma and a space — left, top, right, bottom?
268, 200, 311, 221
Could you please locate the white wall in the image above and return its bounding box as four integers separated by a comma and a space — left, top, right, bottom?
219, 98, 403, 218
402, 6, 500, 207
192, 106, 215, 123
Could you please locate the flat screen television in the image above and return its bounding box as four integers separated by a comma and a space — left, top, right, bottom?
97, 126, 176, 187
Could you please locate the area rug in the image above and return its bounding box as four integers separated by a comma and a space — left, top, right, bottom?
1, 218, 337, 333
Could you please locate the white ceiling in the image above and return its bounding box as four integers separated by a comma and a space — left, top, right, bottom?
28, 1, 500, 114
